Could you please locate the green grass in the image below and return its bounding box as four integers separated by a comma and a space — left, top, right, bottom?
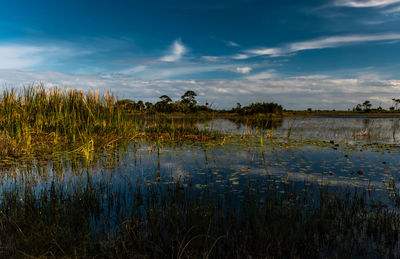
0, 86, 223, 160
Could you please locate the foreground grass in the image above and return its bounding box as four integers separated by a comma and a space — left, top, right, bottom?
0, 178, 399, 258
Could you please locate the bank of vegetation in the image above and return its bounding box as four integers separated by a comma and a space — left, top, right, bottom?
0, 86, 283, 158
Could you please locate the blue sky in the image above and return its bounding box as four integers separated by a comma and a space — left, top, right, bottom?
1, 0, 400, 109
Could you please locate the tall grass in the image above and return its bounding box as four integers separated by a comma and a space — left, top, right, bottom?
0, 176, 399, 258
0, 85, 129, 143
0, 86, 223, 159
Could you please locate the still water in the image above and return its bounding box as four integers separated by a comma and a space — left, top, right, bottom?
2, 115, 400, 207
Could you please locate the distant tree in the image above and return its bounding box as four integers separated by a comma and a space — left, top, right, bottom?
155, 95, 173, 113
145, 102, 153, 111
180, 90, 198, 112
362, 100, 372, 111
237, 102, 282, 115
137, 100, 145, 111
116, 99, 136, 112
181, 91, 197, 106
392, 98, 400, 110
159, 95, 172, 104
232, 102, 242, 113
354, 104, 362, 111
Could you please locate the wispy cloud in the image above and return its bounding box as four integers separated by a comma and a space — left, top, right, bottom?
383, 4, 400, 12
240, 33, 400, 59
289, 33, 400, 51
247, 48, 282, 56
202, 56, 221, 62
0, 45, 44, 69
236, 67, 252, 74
0, 43, 92, 70
119, 65, 147, 74
226, 40, 240, 47
334, 0, 400, 7
117, 63, 237, 80
232, 54, 250, 60
246, 71, 275, 80
160, 39, 186, 62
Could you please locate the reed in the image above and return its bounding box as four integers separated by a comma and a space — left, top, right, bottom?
0, 86, 223, 159
0, 174, 399, 258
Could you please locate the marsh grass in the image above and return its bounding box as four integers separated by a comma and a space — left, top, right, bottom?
0, 130, 23, 157
0, 86, 224, 161
0, 176, 399, 258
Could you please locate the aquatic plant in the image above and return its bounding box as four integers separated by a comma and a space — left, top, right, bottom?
0, 177, 399, 258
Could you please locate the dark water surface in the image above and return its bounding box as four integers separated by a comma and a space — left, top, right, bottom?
2, 115, 400, 212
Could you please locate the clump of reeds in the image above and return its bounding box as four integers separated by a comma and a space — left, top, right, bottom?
0, 130, 22, 157
0, 85, 129, 142
0, 85, 226, 160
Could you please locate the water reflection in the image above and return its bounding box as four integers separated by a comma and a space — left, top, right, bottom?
1, 115, 400, 212
194, 116, 400, 144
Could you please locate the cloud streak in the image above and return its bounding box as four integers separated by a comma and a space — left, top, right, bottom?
236, 67, 252, 74
0, 42, 93, 70
289, 33, 400, 51
0, 45, 44, 69
160, 39, 186, 62
334, 0, 400, 7
382, 4, 400, 12
242, 33, 400, 58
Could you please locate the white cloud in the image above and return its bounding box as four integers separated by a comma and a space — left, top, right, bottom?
289, 33, 400, 52
334, 0, 400, 7
232, 54, 250, 60
226, 41, 240, 47
3, 69, 399, 110
160, 39, 186, 62
120, 65, 147, 74
0, 45, 46, 69
117, 64, 237, 80
236, 66, 252, 74
383, 5, 400, 12
246, 71, 275, 80
238, 33, 400, 59
202, 56, 221, 62
247, 48, 282, 57
0, 43, 92, 70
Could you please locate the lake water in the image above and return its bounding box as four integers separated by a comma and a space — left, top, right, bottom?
2, 115, 400, 213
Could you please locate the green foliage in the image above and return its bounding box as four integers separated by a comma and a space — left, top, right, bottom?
181, 90, 197, 106
0, 85, 142, 160
110, 90, 283, 115
232, 102, 283, 115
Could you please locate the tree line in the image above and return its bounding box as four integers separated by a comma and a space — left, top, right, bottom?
353, 99, 400, 112
116, 90, 283, 115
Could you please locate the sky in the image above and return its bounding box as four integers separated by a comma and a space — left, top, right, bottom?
1, 0, 400, 109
